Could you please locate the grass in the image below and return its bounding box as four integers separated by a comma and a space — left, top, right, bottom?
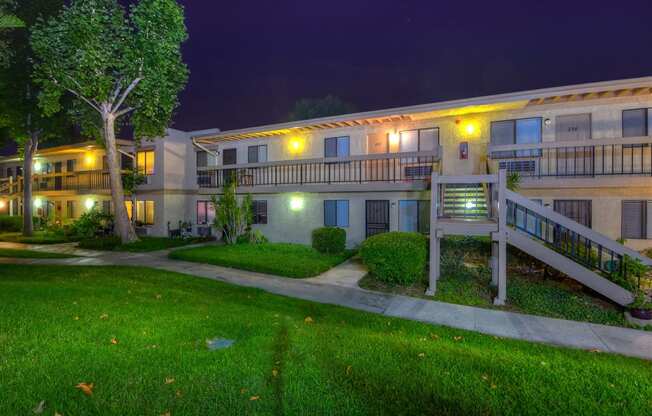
170, 242, 355, 278
78, 236, 212, 252
2, 265, 652, 415
0, 248, 75, 259
0, 231, 70, 244
359, 236, 627, 327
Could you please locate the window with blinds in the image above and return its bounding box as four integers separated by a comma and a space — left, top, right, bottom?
252, 200, 268, 224
622, 201, 647, 239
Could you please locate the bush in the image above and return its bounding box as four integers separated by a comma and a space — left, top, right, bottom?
0, 215, 23, 232
360, 232, 427, 285
312, 227, 346, 254
70, 209, 114, 239
236, 229, 269, 245
78, 236, 121, 251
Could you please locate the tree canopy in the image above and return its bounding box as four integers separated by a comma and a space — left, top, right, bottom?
31, 0, 188, 141
0, 0, 24, 67
287, 94, 356, 122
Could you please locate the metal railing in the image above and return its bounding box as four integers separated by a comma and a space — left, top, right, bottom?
197, 149, 440, 188
488, 136, 652, 178
0, 170, 116, 195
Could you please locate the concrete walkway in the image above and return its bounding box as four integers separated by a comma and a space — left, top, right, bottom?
3, 246, 652, 360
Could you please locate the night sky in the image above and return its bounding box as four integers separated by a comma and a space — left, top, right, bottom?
175, 0, 652, 132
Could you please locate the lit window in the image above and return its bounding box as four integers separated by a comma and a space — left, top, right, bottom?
137, 150, 155, 175
399, 128, 439, 153
136, 200, 155, 225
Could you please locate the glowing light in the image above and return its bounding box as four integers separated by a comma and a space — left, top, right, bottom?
33, 198, 43, 208
388, 132, 399, 147
33, 161, 42, 172
85, 152, 95, 166
85, 198, 95, 210
0, 200, 5, 209
465, 200, 476, 209
288, 137, 304, 154
465, 123, 476, 135
289, 196, 304, 211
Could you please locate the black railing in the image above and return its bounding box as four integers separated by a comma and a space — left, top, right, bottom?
506, 199, 628, 282
198, 153, 439, 188
494, 143, 652, 177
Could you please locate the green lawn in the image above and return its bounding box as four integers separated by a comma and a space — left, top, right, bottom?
170, 243, 355, 278
0, 248, 75, 259
0, 231, 70, 244
78, 236, 212, 252
1, 265, 652, 415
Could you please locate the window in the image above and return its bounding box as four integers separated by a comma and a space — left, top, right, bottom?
102, 200, 112, 214
102, 155, 108, 170
196, 200, 216, 225
248, 145, 268, 163
324, 200, 349, 227
66, 159, 76, 173
6, 167, 12, 178
490, 118, 542, 158
622, 201, 647, 239
399, 128, 439, 152
399, 200, 430, 233
324, 136, 350, 158
136, 200, 155, 225
553, 200, 592, 228
252, 200, 268, 224
137, 150, 155, 175
125, 200, 133, 220
121, 154, 134, 170
623, 108, 652, 137
66, 200, 76, 218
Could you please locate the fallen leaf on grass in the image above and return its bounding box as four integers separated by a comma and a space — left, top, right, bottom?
588, 348, 601, 353
175, 389, 183, 398
155, 294, 162, 299
165, 377, 175, 384
99, 313, 108, 320
33, 400, 45, 414
240, 388, 248, 394
304, 316, 314, 324
490, 384, 497, 389
429, 333, 439, 340
54, 412, 62, 416
73, 316, 80, 321
453, 336, 463, 341
110, 338, 119, 345
161, 412, 171, 416
346, 365, 352, 375
418, 353, 425, 358
271, 369, 278, 377
250, 396, 259, 401
76, 382, 94, 396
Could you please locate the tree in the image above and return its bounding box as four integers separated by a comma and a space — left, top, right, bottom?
0, 1, 25, 67
287, 94, 356, 121
31, 0, 188, 243
0, 0, 67, 237
210, 181, 252, 245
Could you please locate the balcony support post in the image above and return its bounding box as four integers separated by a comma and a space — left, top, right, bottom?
494, 169, 507, 306
426, 172, 440, 296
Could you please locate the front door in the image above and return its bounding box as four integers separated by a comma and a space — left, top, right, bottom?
366, 200, 389, 237
222, 148, 237, 186
54, 161, 62, 190
556, 114, 592, 176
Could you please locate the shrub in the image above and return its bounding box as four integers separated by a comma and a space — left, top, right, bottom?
236, 229, 269, 245
312, 227, 346, 254
0, 215, 23, 232
78, 236, 121, 251
360, 232, 427, 285
70, 209, 114, 239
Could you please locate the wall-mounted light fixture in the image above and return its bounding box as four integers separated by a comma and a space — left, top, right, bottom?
288, 137, 304, 154
289, 196, 304, 211
388, 132, 399, 147
85, 152, 95, 167
544, 118, 552, 127
85, 198, 95, 210
33, 198, 43, 208
0, 200, 5, 209
33, 161, 42, 172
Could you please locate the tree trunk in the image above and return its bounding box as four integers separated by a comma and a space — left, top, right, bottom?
22, 133, 37, 237
103, 112, 138, 244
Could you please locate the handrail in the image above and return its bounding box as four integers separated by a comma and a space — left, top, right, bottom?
196, 148, 440, 171
488, 135, 652, 153
505, 188, 652, 265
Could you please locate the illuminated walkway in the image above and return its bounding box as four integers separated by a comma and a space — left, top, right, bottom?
3, 245, 652, 361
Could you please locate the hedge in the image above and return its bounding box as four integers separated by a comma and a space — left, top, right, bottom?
360, 232, 427, 285
312, 227, 346, 254
0, 215, 23, 232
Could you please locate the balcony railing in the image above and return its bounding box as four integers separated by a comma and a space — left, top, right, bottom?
197, 149, 440, 188
0, 170, 114, 195
488, 136, 652, 178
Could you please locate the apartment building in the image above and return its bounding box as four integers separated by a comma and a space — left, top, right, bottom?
2, 77, 652, 253
193, 77, 652, 251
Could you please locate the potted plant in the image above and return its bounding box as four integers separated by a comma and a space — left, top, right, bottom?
629, 290, 652, 320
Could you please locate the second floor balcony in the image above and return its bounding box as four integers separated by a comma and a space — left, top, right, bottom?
197, 149, 440, 190
488, 136, 652, 179
0, 169, 114, 195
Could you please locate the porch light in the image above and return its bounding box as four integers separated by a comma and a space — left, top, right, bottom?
289, 196, 304, 211
33, 161, 42, 172
465, 123, 476, 135
85, 152, 95, 167
388, 132, 399, 147
0, 200, 5, 209
85, 198, 95, 210
288, 137, 304, 154
33, 198, 43, 208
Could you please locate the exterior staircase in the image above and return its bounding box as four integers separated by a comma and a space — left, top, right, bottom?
441, 184, 488, 218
